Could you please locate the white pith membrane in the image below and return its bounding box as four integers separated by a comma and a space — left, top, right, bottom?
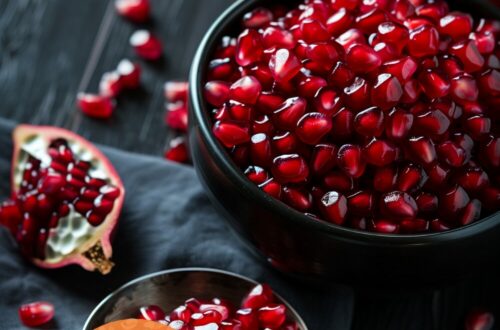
13, 133, 116, 271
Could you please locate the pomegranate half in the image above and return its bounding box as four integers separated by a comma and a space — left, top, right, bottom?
0, 125, 125, 274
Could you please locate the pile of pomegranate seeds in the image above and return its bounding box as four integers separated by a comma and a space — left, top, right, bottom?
135, 284, 297, 330
18, 301, 55, 327
204, 0, 500, 234
164, 81, 191, 164
77, 59, 141, 119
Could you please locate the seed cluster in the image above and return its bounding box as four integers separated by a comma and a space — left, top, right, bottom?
204, 0, 500, 233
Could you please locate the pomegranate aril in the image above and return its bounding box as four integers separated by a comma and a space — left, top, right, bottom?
408, 25, 440, 58
297, 75, 328, 98
300, 19, 330, 43
418, 69, 450, 99
138, 305, 166, 321
470, 31, 496, 55
99, 71, 122, 98
355, 8, 388, 34
338, 144, 366, 178
459, 199, 482, 225
478, 69, 500, 96
129, 30, 162, 60
295, 112, 332, 145
331, 0, 361, 11
243, 7, 273, 29
450, 74, 479, 104
415, 2, 449, 22
310, 144, 338, 176
319, 191, 348, 225
363, 138, 398, 166
191, 310, 223, 326
259, 178, 282, 199
380, 191, 418, 220
371, 73, 403, 109
271, 154, 309, 184
450, 40, 485, 73
115, 0, 150, 23
347, 190, 373, 216
343, 77, 371, 111
165, 137, 189, 164
18, 301, 55, 327
117, 59, 141, 89
208, 58, 235, 81
165, 102, 188, 132
464, 115, 491, 140
385, 108, 414, 140
283, 186, 313, 211
323, 170, 356, 193
230, 76, 262, 105
329, 62, 355, 89
326, 8, 354, 36
163, 81, 188, 103
262, 26, 295, 49
480, 135, 500, 168
397, 163, 427, 192
272, 97, 307, 130
354, 106, 384, 137
346, 43, 382, 73
236, 308, 259, 330
371, 219, 399, 233
257, 304, 286, 328
269, 48, 301, 82
416, 192, 438, 214
204, 81, 230, 107
440, 185, 470, 216
77, 93, 114, 119
382, 56, 418, 81
438, 12, 472, 41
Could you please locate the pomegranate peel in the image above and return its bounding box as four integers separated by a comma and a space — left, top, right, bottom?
1, 125, 125, 274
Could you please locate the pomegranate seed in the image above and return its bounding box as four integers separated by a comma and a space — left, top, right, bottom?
323, 170, 356, 192
355, 8, 388, 34
129, 30, 162, 60
478, 69, 500, 96
164, 81, 188, 103
262, 26, 295, 49
269, 48, 301, 82
191, 310, 223, 326
346, 44, 382, 73
464, 115, 491, 140
329, 62, 355, 89
440, 185, 470, 216
408, 136, 437, 165
300, 19, 330, 43
99, 71, 122, 98
438, 12, 472, 40
418, 69, 450, 99
465, 309, 495, 330
283, 186, 313, 211
470, 32, 496, 55
437, 141, 468, 167
400, 218, 429, 233
450, 74, 479, 104
117, 59, 141, 89
297, 75, 328, 98
242, 284, 274, 309
347, 190, 373, 216
250, 133, 272, 167
371, 219, 399, 233
480, 135, 500, 168
354, 106, 384, 137
164, 102, 188, 132
450, 40, 485, 73
459, 199, 482, 225
414, 109, 451, 136
310, 144, 338, 176
256, 92, 285, 115
272, 97, 307, 130
204, 81, 230, 107
319, 191, 348, 225
343, 77, 371, 111
271, 154, 309, 184
236, 29, 264, 67
236, 308, 259, 329
482, 186, 500, 211
382, 56, 418, 81
331, 0, 361, 11
326, 8, 354, 36
243, 7, 273, 29
364, 138, 398, 166
170, 305, 192, 323
397, 163, 427, 192
244, 166, 269, 185
408, 25, 440, 58
18, 301, 55, 327
165, 137, 189, 164
296, 112, 332, 145
76, 93, 114, 119
380, 191, 418, 220
258, 304, 286, 328
259, 178, 282, 199
208, 58, 235, 81
371, 73, 403, 109
230, 76, 262, 105
415, 2, 449, 21
338, 144, 366, 178
115, 0, 150, 23
138, 305, 166, 321
374, 166, 397, 192
213, 121, 250, 147
416, 192, 438, 213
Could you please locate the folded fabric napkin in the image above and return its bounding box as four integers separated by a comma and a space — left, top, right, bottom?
0, 119, 353, 330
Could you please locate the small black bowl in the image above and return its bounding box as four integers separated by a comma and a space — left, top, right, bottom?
188, 0, 500, 285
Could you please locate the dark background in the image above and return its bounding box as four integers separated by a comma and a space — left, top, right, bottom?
0, 0, 500, 329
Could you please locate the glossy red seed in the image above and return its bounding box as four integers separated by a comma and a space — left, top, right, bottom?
296, 112, 332, 145
416, 192, 438, 213
385, 108, 413, 140
310, 144, 338, 176
243, 7, 273, 29
440, 185, 470, 216
208, 58, 235, 81
236, 308, 259, 330
129, 30, 162, 60
382, 56, 418, 81
300, 19, 330, 43
259, 178, 282, 199
272, 154, 309, 184
464, 115, 491, 140
437, 141, 467, 167
262, 26, 296, 49
18, 301, 55, 327
438, 12, 472, 40
450, 74, 479, 104
408, 25, 440, 58
470, 32, 496, 55
115, 0, 150, 23
213, 121, 250, 147
76, 93, 114, 119
407, 136, 437, 165
170, 305, 192, 323
371, 74, 403, 109
336, 28, 367, 51
478, 69, 500, 96
459, 199, 482, 225
400, 218, 429, 233
164, 102, 188, 132
380, 191, 418, 220
99, 71, 122, 98
418, 69, 450, 99
242, 284, 274, 309
343, 77, 371, 111
480, 136, 500, 168
164, 137, 189, 164
138, 305, 166, 321
283, 186, 313, 211
465, 309, 495, 330
397, 163, 427, 192
236, 29, 263, 67
329, 62, 355, 88
374, 166, 397, 192
354, 107, 384, 137
346, 44, 382, 73
191, 310, 223, 326
230, 76, 262, 105
269, 48, 301, 82
117, 59, 141, 89
272, 97, 307, 130
326, 8, 354, 36
244, 166, 269, 185
414, 110, 451, 136
364, 138, 398, 166
331, 0, 361, 11
450, 40, 485, 73
258, 304, 286, 328
204, 81, 230, 107
250, 133, 272, 167
256, 92, 285, 115
323, 170, 356, 192
297, 75, 328, 98
372, 219, 399, 233
338, 144, 366, 178
347, 190, 373, 216
355, 8, 388, 34
320, 191, 348, 225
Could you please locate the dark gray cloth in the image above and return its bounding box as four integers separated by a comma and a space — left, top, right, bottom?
0, 119, 353, 330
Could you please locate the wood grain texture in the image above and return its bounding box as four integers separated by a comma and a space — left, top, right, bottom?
0, 1, 500, 329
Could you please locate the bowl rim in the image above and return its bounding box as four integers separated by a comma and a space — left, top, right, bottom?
189, 0, 500, 245
83, 267, 308, 330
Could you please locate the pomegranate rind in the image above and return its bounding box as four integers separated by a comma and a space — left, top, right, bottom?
11, 124, 125, 273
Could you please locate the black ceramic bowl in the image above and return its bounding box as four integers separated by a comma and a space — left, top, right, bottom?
189, 0, 500, 284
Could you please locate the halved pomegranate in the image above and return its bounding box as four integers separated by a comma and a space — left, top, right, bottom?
0, 125, 124, 274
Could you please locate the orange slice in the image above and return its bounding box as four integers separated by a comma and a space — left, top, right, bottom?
95, 319, 173, 330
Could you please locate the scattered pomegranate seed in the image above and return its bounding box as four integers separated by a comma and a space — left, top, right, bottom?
115, 0, 150, 23
165, 137, 190, 164
18, 301, 55, 327
202, 0, 500, 234
129, 30, 163, 60
99, 71, 122, 98
117, 59, 141, 89
77, 93, 115, 119
138, 305, 166, 321
164, 102, 188, 132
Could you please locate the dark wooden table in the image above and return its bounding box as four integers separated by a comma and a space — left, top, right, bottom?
1, 1, 500, 329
